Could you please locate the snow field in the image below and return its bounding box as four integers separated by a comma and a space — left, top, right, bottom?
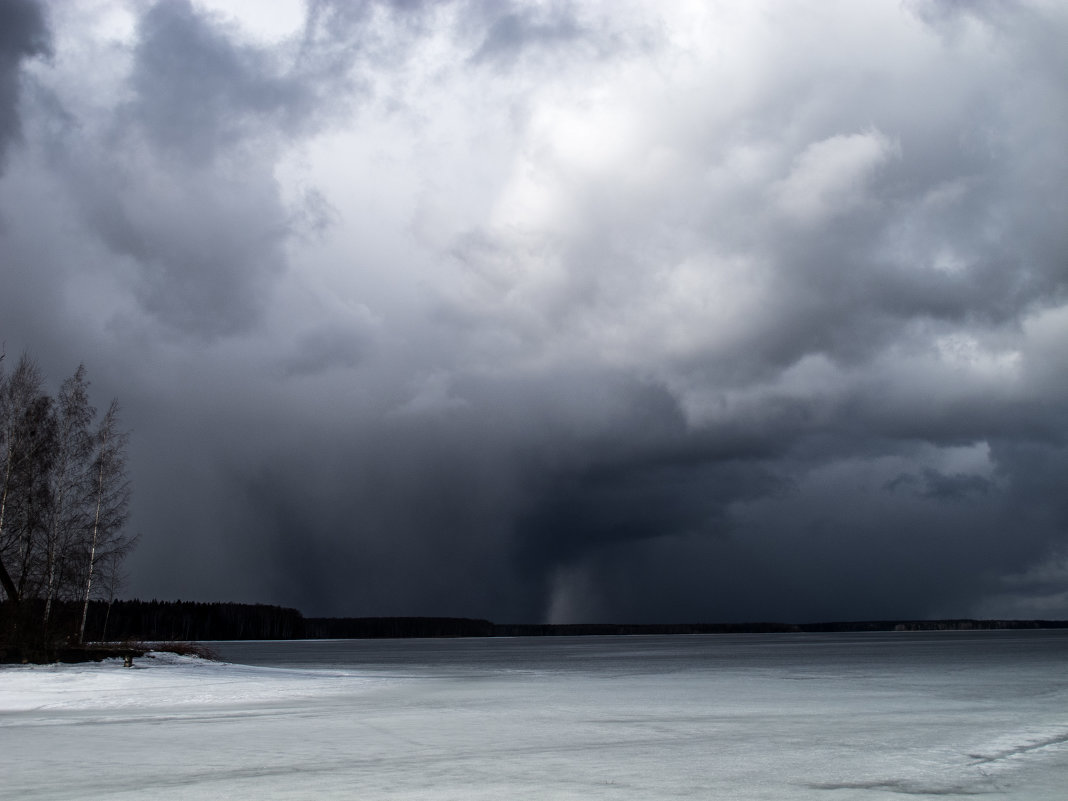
2, 637, 1068, 800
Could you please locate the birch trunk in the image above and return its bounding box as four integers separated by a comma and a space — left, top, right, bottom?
78, 400, 128, 645
78, 426, 107, 644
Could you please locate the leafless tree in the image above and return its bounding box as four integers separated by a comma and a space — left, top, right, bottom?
0, 354, 52, 609
0, 352, 135, 654
78, 399, 132, 643
42, 366, 94, 624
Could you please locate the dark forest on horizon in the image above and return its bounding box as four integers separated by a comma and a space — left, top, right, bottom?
57, 598, 1068, 643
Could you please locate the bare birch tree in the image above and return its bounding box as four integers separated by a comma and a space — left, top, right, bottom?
78, 399, 132, 644
42, 366, 94, 624
1, 353, 136, 656
0, 355, 51, 609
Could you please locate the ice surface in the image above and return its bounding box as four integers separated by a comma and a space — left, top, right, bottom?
2, 632, 1068, 800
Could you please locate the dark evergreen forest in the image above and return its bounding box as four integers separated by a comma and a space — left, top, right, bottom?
67, 599, 1068, 643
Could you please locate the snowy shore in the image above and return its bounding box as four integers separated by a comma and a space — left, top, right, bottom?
0, 651, 372, 714
3, 637, 1068, 800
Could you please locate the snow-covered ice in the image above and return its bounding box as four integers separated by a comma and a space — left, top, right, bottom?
2, 632, 1067, 799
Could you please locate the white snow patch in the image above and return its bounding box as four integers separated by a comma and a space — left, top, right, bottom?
3, 638, 1068, 800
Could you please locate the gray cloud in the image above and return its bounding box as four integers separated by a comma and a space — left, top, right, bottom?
2, 0, 1068, 623
282, 322, 371, 377
469, 6, 586, 66
0, 0, 49, 171
126, 1, 318, 165
32, 0, 368, 339
885, 468, 992, 502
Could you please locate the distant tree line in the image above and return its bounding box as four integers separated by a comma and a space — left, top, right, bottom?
0, 352, 134, 661
74, 601, 492, 641
490, 619, 1068, 636
302, 615, 496, 639
60, 599, 1068, 644
81, 600, 306, 642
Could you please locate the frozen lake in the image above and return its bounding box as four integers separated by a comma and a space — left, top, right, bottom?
3, 631, 1068, 799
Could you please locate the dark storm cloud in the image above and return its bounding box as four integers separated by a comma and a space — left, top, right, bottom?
68, 163, 290, 338
282, 324, 370, 376
885, 469, 992, 502
3, 1, 1068, 623
0, 0, 49, 170
47, 0, 362, 339
469, 6, 585, 65
302, 0, 611, 71
127, 1, 318, 165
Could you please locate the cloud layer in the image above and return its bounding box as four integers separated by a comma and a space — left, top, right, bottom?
2, 0, 1067, 622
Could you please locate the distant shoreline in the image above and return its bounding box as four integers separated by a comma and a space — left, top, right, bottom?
69, 599, 1068, 641
306, 617, 1068, 639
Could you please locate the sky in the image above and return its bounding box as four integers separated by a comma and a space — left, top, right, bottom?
1, 0, 1067, 623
